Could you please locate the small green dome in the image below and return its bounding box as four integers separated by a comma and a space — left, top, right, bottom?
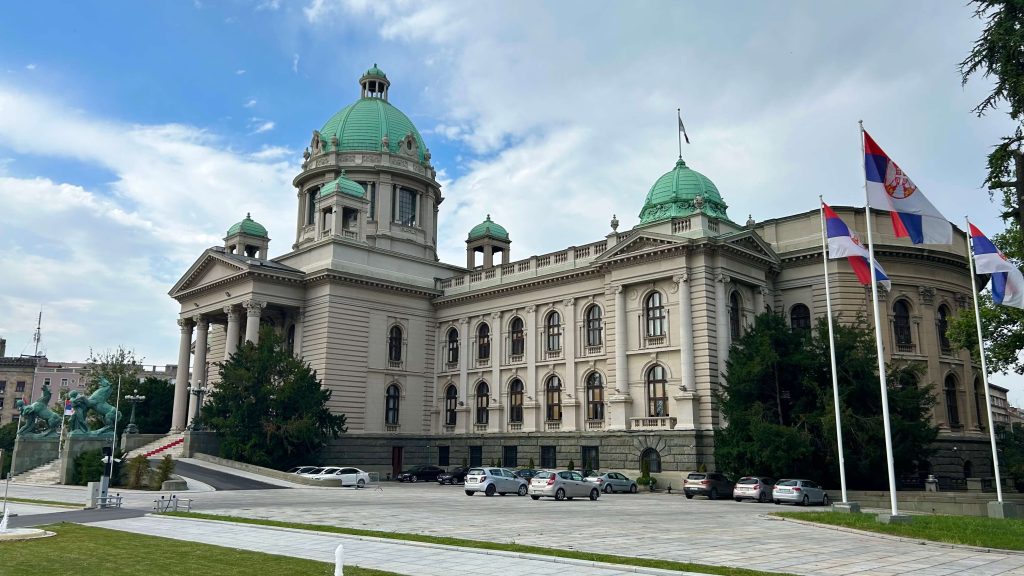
226, 213, 268, 238
637, 158, 730, 225
362, 63, 387, 79
468, 214, 509, 241
319, 98, 426, 163
320, 171, 365, 198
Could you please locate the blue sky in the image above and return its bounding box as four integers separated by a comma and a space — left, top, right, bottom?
0, 1, 1020, 402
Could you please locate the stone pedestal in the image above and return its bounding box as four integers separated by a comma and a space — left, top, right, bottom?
60, 436, 114, 485
181, 430, 220, 458
831, 502, 861, 514
876, 513, 913, 524
988, 501, 1020, 519
10, 436, 60, 476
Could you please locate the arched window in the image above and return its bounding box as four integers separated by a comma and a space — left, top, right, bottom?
446, 328, 459, 365
385, 384, 400, 425
475, 381, 489, 425
306, 188, 317, 225
388, 325, 403, 363
937, 305, 952, 355
640, 447, 662, 474
647, 365, 668, 417
545, 376, 562, 421
510, 317, 525, 356
546, 311, 562, 352
893, 300, 913, 351
444, 385, 458, 426
585, 372, 604, 421
945, 374, 961, 428
729, 292, 742, 340
508, 379, 524, 424
645, 292, 666, 337
974, 376, 986, 430
477, 323, 490, 359
585, 305, 603, 347
790, 304, 811, 331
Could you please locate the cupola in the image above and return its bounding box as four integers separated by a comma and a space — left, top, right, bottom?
225, 213, 270, 259
466, 214, 510, 269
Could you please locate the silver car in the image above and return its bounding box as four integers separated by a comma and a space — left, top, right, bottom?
464, 467, 528, 496
733, 476, 775, 502
316, 467, 371, 488
773, 479, 830, 506
529, 470, 601, 501
584, 471, 638, 494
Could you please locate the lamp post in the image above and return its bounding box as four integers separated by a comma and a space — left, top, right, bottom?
187, 382, 209, 431
124, 389, 146, 434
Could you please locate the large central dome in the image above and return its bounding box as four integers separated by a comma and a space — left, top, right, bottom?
317, 64, 428, 163
637, 158, 731, 225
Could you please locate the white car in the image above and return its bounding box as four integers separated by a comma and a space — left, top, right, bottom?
464, 467, 528, 496
773, 479, 830, 506
305, 466, 342, 479
315, 467, 371, 488
529, 470, 601, 501
287, 466, 319, 475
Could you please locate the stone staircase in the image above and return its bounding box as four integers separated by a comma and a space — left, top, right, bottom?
13, 458, 62, 485
126, 434, 185, 459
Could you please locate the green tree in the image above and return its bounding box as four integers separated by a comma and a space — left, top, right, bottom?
715, 313, 937, 490
82, 345, 143, 434
129, 377, 174, 434
0, 421, 16, 477
997, 424, 1024, 491
201, 327, 347, 470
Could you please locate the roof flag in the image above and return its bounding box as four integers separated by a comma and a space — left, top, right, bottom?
64, 398, 73, 416
969, 223, 1024, 309
823, 202, 891, 289
863, 129, 952, 244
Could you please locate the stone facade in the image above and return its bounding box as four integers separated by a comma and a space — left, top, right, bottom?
168, 67, 996, 481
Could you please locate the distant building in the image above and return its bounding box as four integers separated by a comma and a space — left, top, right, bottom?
0, 337, 39, 426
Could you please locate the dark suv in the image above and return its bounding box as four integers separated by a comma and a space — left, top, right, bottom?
683, 472, 734, 500
437, 466, 469, 485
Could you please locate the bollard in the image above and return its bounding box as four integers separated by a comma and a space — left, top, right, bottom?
334, 544, 344, 576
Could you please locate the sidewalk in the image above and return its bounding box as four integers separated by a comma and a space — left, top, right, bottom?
88, 515, 711, 576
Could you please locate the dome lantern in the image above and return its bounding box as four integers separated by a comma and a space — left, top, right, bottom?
466, 214, 510, 269
360, 63, 390, 100
225, 213, 270, 260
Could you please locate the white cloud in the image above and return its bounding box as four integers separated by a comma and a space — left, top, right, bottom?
25, 64, 36, 71
292, 53, 300, 74
0, 86, 298, 362
244, 98, 258, 108
256, 0, 281, 10
250, 119, 275, 134
236, 69, 246, 75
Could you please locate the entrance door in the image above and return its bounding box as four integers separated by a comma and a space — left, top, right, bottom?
391, 446, 403, 479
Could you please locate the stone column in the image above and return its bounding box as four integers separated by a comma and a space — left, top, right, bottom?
171, 318, 193, 432
459, 318, 470, 434
187, 315, 209, 425
609, 286, 630, 431
223, 306, 241, 360
490, 311, 501, 432
484, 243, 494, 268
716, 273, 730, 379
244, 300, 266, 344
675, 273, 695, 391
293, 308, 305, 358
563, 298, 577, 430
525, 305, 537, 432
754, 285, 765, 316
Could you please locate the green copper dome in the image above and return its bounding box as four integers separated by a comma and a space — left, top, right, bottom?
226, 213, 268, 238
637, 158, 730, 225
362, 63, 387, 79
468, 214, 509, 241
320, 171, 365, 198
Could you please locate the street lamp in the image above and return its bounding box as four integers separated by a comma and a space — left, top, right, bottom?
123, 389, 146, 434
187, 382, 209, 431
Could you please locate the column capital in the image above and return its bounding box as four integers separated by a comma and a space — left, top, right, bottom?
191, 315, 209, 328
716, 273, 731, 284
673, 272, 690, 284
244, 300, 267, 317
224, 306, 240, 320
615, 285, 625, 295
525, 305, 536, 314
177, 318, 194, 331
295, 307, 306, 322
458, 317, 469, 326
490, 311, 501, 320
562, 298, 575, 308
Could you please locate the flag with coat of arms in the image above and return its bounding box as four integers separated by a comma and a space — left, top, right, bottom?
823, 202, 891, 289
969, 223, 1024, 309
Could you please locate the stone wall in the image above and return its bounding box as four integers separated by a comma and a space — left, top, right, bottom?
59, 436, 113, 485
182, 431, 220, 458
11, 436, 59, 476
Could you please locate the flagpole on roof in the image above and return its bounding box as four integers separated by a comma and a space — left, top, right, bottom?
860, 120, 902, 519
965, 216, 1004, 503
677, 109, 683, 159
819, 197, 850, 505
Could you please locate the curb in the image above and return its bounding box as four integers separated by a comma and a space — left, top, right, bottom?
769, 514, 1024, 556
149, 514, 715, 575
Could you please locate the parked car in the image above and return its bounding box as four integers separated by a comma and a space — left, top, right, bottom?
773, 479, 830, 506
584, 471, 638, 494
437, 466, 469, 485
515, 468, 540, 480
464, 467, 529, 496
306, 466, 343, 480
397, 465, 446, 483
298, 467, 326, 478
286, 466, 318, 475
683, 472, 734, 500
733, 476, 775, 503
315, 467, 371, 488
529, 470, 601, 501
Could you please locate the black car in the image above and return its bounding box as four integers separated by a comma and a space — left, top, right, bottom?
397, 465, 445, 482
437, 466, 469, 485
515, 468, 540, 480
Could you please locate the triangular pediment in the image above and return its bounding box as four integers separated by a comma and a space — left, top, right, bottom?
593, 233, 685, 264
169, 250, 248, 297
721, 230, 780, 264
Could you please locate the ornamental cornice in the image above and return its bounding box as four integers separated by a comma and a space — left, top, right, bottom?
433, 268, 602, 308
304, 270, 441, 298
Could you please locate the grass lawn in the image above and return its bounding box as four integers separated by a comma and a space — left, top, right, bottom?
774, 511, 1024, 551
166, 512, 795, 576
3, 523, 403, 576
2, 497, 81, 508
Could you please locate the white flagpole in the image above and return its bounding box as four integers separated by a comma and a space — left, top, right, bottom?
819, 197, 849, 504
860, 120, 900, 517
965, 217, 1004, 502
57, 399, 67, 455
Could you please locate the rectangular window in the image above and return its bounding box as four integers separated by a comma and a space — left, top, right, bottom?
306, 189, 317, 225
44, 377, 50, 386
0, 380, 6, 392
61, 378, 69, 387
540, 445, 556, 469
469, 445, 483, 467
437, 446, 450, 467
397, 187, 417, 226
0, 398, 4, 409
581, 446, 600, 471
502, 446, 518, 468
15, 381, 25, 393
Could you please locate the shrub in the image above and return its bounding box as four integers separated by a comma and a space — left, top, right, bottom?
72, 449, 106, 485
640, 457, 651, 479
567, 459, 574, 471
154, 455, 176, 488
126, 454, 149, 489
528, 457, 535, 468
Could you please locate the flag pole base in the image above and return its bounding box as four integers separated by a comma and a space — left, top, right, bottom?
831, 502, 861, 514
876, 513, 913, 524
988, 501, 1020, 519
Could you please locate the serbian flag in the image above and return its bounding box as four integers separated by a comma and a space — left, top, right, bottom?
969, 223, 1024, 309
64, 398, 73, 416
863, 130, 952, 244
823, 203, 891, 289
